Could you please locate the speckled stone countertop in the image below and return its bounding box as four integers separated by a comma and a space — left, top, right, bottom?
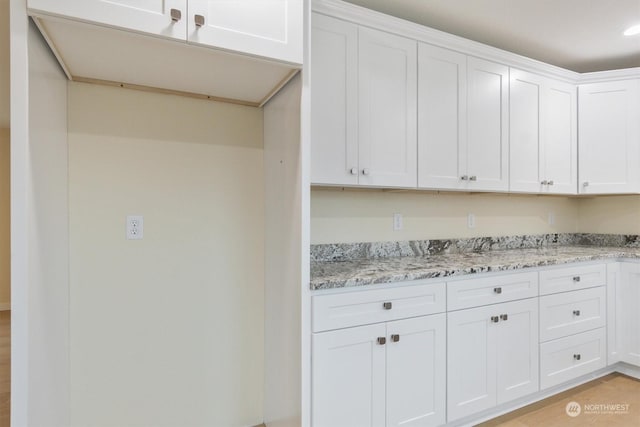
310, 242, 640, 291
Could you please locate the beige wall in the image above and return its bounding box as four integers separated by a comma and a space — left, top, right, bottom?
577, 195, 640, 235
311, 188, 579, 244
0, 128, 8, 308
68, 82, 264, 426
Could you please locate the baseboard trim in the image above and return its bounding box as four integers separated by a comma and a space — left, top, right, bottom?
0, 303, 10, 311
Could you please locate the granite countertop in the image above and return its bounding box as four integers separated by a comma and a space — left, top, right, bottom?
310, 245, 640, 290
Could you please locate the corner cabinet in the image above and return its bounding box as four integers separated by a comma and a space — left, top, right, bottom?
417, 47, 508, 192
311, 13, 417, 188
509, 69, 577, 194
578, 79, 640, 194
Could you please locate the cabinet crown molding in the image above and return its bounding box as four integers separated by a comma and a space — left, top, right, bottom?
312, 0, 638, 84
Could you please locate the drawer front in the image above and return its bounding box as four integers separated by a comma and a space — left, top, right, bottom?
539, 264, 606, 295
312, 282, 446, 332
447, 272, 538, 311
540, 328, 606, 389
540, 287, 606, 342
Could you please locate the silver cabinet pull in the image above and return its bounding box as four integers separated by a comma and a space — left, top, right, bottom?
493, 287, 502, 294
461, 175, 469, 181
573, 276, 581, 282
377, 337, 386, 345
391, 334, 400, 343
500, 314, 508, 321
573, 354, 581, 361
350, 167, 358, 175
362, 168, 370, 176
541, 180, 548, 185
583, 181, 589, 187
170, 8, 182, 22
195, 14, 205, 27
469, 175, 477, 181
548, 180, 554, 186
573, 310, 581, 316
491, 316, 500, 323
383, 302, 392, 310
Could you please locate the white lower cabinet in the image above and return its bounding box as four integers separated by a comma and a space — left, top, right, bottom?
447, 298, 539, 421
312, 314, 446, 427
617, 263, 640, 366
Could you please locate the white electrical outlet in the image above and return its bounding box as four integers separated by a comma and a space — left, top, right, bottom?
393, 213, 403, 231
467, 213, 476, 229
127, 215, 144, 240
548, 212, 556, 226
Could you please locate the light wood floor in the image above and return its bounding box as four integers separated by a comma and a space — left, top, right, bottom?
478, 373, 640, 426
0, 310, 8, 427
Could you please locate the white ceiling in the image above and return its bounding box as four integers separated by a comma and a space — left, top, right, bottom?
0, 0, 9, 129
344, 0, 640, 73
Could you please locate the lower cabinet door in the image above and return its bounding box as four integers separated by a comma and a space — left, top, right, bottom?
386, 314, 446, 427
620, 263, 640, 366
447, 304, 498, 421
312, 323, 386, 427
496, 298, 539, 404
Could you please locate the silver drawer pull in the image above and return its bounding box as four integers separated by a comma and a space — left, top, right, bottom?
377, 337, 386, 345
469, 175, 477, 181
170, 8, 182, 22
493, 287, 502, 294
460, 175, 469, 181
195, 14, 205, 27
573, 310, 581, 316
573, 354, 581, 361
541, 180, 548, 185
391, 334, 400, 343
491, 316, 500, 323
350, 167, 358, 175
383, 302, 392, 310
500, 314, 508, 321
572, 276, 581, 282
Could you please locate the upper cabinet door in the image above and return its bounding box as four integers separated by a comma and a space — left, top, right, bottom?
417, 43, 467, 190
358, 27, 417, 188
579, 80, 640, 194
310, 13, 358, 186
544, 80, 577, 194
467, 57, 509, 192
28, 0, 188, 40
188, 0, 302, 64
509, 69, 543, 193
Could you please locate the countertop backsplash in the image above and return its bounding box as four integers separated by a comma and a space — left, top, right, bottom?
311, 233, 640, 263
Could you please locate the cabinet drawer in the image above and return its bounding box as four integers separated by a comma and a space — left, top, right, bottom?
539, 264, 606, 295
447, 272, 538, 311
540, 287, 606, 342
312, 282, 446, 332
540, 328, 606, 389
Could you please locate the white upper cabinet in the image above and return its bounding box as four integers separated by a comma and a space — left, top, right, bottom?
27, 0, 302, 105
509, 69, 576, 194
544, 79, 577, 194
358, 27, 417, 188
188, 0, 302, 64
310, 13, 358, 186
578, 79, 640, 194
418, 48, 507, 192
417, 43, 467, 190
28, 0, 302, 64
466, 57, 509, 192
28, 0, 188, 40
